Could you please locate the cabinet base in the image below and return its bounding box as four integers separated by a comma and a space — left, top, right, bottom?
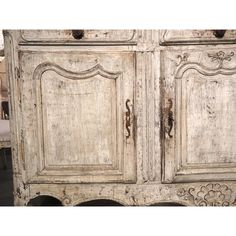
15, 182, 236, 206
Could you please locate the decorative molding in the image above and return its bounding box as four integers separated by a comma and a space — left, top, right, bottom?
33, 62, 121, 81
175, 62, 236, 80
177, 183, 235, 206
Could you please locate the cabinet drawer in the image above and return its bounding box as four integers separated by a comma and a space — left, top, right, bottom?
19, 30, 137, 45
19, 50, 136, 183
160, 30, 236, 45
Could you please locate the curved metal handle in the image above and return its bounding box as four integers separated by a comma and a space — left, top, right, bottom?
71, 30, 84, 40
213, 30, 226, 38
165, 98, 174, 138
125, 99, 132, 139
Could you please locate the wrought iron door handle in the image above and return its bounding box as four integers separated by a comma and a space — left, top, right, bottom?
165, 98, 174, 138
125, 99, 131, 139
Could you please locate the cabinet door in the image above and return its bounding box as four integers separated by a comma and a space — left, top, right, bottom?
20, 50, 136, 183
162, 48, 236, 183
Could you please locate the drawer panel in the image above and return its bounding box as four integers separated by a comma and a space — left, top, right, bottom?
160, 30, 236, 45
20, 30, 137, 44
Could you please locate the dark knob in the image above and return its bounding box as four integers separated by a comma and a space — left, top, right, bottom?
213, 30, 226, 38
71, 30, 84, 40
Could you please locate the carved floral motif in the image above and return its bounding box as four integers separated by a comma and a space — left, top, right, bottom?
176, 53, 189, 66
208, 51, 234, 68
177, 183, 235, 206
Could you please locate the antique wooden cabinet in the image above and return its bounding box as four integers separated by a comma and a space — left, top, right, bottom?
4, 30, 236, 206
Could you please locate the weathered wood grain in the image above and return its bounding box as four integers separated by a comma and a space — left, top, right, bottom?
4, 30, 236, 206
162, 48, 236, 183
160, 30, 236, 45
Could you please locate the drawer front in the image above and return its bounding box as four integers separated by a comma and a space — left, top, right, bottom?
20, 30, 137, 44
160, 30, 236, 45
20, 50, 136, 183
161, 47, 236, 183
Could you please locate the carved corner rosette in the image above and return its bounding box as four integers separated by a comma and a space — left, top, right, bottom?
177, 183, 235, 206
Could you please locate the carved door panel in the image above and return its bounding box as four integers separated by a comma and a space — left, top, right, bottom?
162, 48, 236, 183
20, 50, 136, 183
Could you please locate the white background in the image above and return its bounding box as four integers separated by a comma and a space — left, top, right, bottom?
0, 1, 236, 236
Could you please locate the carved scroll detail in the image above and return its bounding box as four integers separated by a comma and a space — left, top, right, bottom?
61, 189, 72, 206
176, 53, 189, 66
177, 183, 235, 206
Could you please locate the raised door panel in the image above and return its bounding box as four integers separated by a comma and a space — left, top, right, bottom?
162, 48, 236, 183
20, 51, 136, 183
42, 70, 117, 167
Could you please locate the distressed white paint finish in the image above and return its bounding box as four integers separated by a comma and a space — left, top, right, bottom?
18, 50, 136, 183
160, 30, 236, 45
43, 72, 116, 166
162, 48, 236, 183
20, 30, 137, 44
4, 30, 236, 206
186, 72, 236, 164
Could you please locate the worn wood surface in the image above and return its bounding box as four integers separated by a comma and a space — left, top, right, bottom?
162, 48, 236, 183
160, 30, 236, 45
3, 30, 236, 206
19, 30, 137, 45
19, 51, 135, 183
